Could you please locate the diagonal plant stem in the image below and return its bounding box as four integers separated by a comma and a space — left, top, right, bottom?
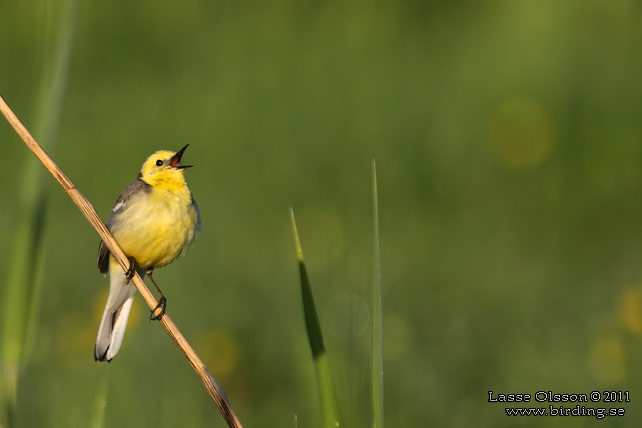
0, 95, 243, 428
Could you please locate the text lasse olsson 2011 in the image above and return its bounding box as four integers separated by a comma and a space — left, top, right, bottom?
488, 390, 628, 420
488, 390, 629, 403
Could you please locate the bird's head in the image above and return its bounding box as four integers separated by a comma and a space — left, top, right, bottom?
139, 144, 193, 189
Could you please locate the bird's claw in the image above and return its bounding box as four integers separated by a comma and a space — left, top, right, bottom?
150, 296, 167, 321
124, 257, 137, 281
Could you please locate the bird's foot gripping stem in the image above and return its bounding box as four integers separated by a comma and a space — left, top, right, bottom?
124, 256, 137, 281
150, 296, 167, 321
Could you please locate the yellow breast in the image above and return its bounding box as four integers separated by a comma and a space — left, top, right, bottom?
111, 185, 200, 270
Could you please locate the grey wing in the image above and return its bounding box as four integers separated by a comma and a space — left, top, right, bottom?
192, 195, 202, 232
97, 240, 110, 273
97, 179, 151, 273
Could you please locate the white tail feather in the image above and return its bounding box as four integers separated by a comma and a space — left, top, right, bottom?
94, 262, 143, 361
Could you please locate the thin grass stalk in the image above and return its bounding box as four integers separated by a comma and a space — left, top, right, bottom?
289, 208, 342, 428
24, 0, 81, 364
0, 0, 79, 424
0, 96, 243, 428
90, 374, 109, 428
371, 159, 384, 428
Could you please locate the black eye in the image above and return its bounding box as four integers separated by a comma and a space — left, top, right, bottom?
155, 159, 163, 166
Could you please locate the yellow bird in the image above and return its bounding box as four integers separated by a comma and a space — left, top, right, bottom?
95, 144, 201, 362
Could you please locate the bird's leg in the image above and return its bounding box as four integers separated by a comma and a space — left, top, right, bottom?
124, 256, 138, 281
147, 269, 167, 321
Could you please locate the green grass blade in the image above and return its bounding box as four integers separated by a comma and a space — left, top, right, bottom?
91, 374, 109, 428
371, 159, 384, 428
23, 0, 81, 362
290, 208, 342, 428
0, 0, 80, 424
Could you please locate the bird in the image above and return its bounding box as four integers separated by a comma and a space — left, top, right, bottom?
94, 144, 201, 362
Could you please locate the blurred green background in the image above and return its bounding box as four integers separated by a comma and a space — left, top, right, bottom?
2, 0, 642, 427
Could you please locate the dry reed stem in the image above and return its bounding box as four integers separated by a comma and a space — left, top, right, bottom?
0, 95, 243, 428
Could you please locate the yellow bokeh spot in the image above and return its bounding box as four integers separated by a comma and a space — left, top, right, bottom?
489, 98, 555, 168
617, 288, 642, 335
55, 314, 98, 365
92, 288, 110, 323
194, 329, 239, 377
588, 334, 625, 384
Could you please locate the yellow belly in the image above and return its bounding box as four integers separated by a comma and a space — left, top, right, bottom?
111, 186, 199, 270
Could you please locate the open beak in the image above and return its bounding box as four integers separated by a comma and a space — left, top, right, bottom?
169, 144, 193, 169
